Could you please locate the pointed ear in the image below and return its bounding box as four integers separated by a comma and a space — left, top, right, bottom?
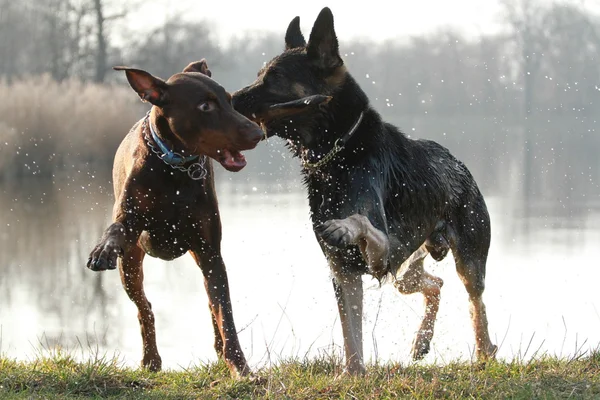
306, 7, 342, 69
285, 16, 306, 50
183, 58, 212, 77
113, 66, 169, 106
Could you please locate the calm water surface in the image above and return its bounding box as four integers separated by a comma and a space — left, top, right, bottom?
1, 119, 599, 369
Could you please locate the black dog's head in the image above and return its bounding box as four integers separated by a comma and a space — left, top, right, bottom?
232, 7, 353, 147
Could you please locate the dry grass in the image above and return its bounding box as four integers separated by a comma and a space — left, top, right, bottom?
0, 75, 142, 179
1, 349, 600, 399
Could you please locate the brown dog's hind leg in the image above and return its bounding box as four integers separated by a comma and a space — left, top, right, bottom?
190, 248, 249, 378
210, 307, 225, 358
119, 244, 162, 371
394, 245, 444, 360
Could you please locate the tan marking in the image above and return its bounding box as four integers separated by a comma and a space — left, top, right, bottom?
469, 296, 498, 361
325, 65, 348, 89
292, 83, 309, 97
393, 245, 443, 361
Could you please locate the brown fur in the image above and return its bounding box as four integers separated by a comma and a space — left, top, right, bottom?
87, 60, 263, 378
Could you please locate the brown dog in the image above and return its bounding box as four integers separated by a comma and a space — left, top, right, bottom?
87, 59, 263, 377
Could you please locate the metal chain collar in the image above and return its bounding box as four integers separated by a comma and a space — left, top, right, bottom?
299, 111, 365, 173
301, 138, 343, 170
143, 113, 208, 181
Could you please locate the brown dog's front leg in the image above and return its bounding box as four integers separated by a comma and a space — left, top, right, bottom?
190, 249, 249, 377
316, 214, 390, 279
87, 222, 126, 271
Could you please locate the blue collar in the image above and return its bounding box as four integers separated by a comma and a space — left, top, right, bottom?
148, 116, 199, 165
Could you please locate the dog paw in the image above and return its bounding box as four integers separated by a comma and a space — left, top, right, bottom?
340, 362, 366, 377
411, 335, 431, 361
476, 344, 498, 363
315, 219, 360, 248
87, 240, 122, 271
142, 354, 162, 372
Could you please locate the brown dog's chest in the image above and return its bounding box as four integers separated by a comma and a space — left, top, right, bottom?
130, 169, 216, 259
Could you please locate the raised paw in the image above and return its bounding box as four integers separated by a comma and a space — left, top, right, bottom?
315, 219, 361, 248
87, 240, 122, 271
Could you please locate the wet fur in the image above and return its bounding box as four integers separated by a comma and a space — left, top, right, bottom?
232, 8, 496, 374
87, 60, 263, 378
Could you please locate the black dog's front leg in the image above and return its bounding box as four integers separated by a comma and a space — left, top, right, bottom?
316, 214, 390, 279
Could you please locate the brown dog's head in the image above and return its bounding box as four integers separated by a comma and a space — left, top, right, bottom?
232, 8, 354, 147
114, 59, 263, 172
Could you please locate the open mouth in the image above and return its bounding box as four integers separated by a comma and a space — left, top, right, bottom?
251, 113, 268, 128
218, 149, 247, 172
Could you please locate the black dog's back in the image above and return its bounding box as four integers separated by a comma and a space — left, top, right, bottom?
297, 102, 490, 276
384, 129, 491, 271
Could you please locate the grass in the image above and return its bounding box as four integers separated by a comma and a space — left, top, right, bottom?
1, 349, 600, 399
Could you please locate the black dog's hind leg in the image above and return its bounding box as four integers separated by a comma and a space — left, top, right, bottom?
453, 249, 497, 361
450, 204, 497, 362
394, 245, 444, 360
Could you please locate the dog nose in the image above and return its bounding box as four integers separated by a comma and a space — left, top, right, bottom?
248, 126, 263, 145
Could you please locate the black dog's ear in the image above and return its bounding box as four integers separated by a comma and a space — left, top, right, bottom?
113, 66, 169, 106
306, 7, 342, 69
183, 59, 212, 77
285, 16, 306, 50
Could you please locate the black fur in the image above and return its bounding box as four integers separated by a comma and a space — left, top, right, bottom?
233, 8, 491, 283
233, 6, 497, 369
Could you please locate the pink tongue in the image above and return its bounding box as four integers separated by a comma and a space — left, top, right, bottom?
221, 149, 247, 169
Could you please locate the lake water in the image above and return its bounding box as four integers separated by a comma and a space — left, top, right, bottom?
1, 116, 599, 370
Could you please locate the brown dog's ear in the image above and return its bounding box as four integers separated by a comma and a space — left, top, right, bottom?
285, 16, 306, 50
113, 66, 169, 106
306, 7, 342, 69
183, 59, 212, 77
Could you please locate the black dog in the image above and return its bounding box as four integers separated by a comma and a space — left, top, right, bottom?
232, 8, 497, 375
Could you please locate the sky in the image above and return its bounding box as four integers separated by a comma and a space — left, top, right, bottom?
121, 0, 514, 46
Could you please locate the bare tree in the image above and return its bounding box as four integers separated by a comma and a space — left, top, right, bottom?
125, 16, 222, 79
92, 0, 107, 83
500, 0, 553, 116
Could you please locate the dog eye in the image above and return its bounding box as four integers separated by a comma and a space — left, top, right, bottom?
198, 101, 215, 112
